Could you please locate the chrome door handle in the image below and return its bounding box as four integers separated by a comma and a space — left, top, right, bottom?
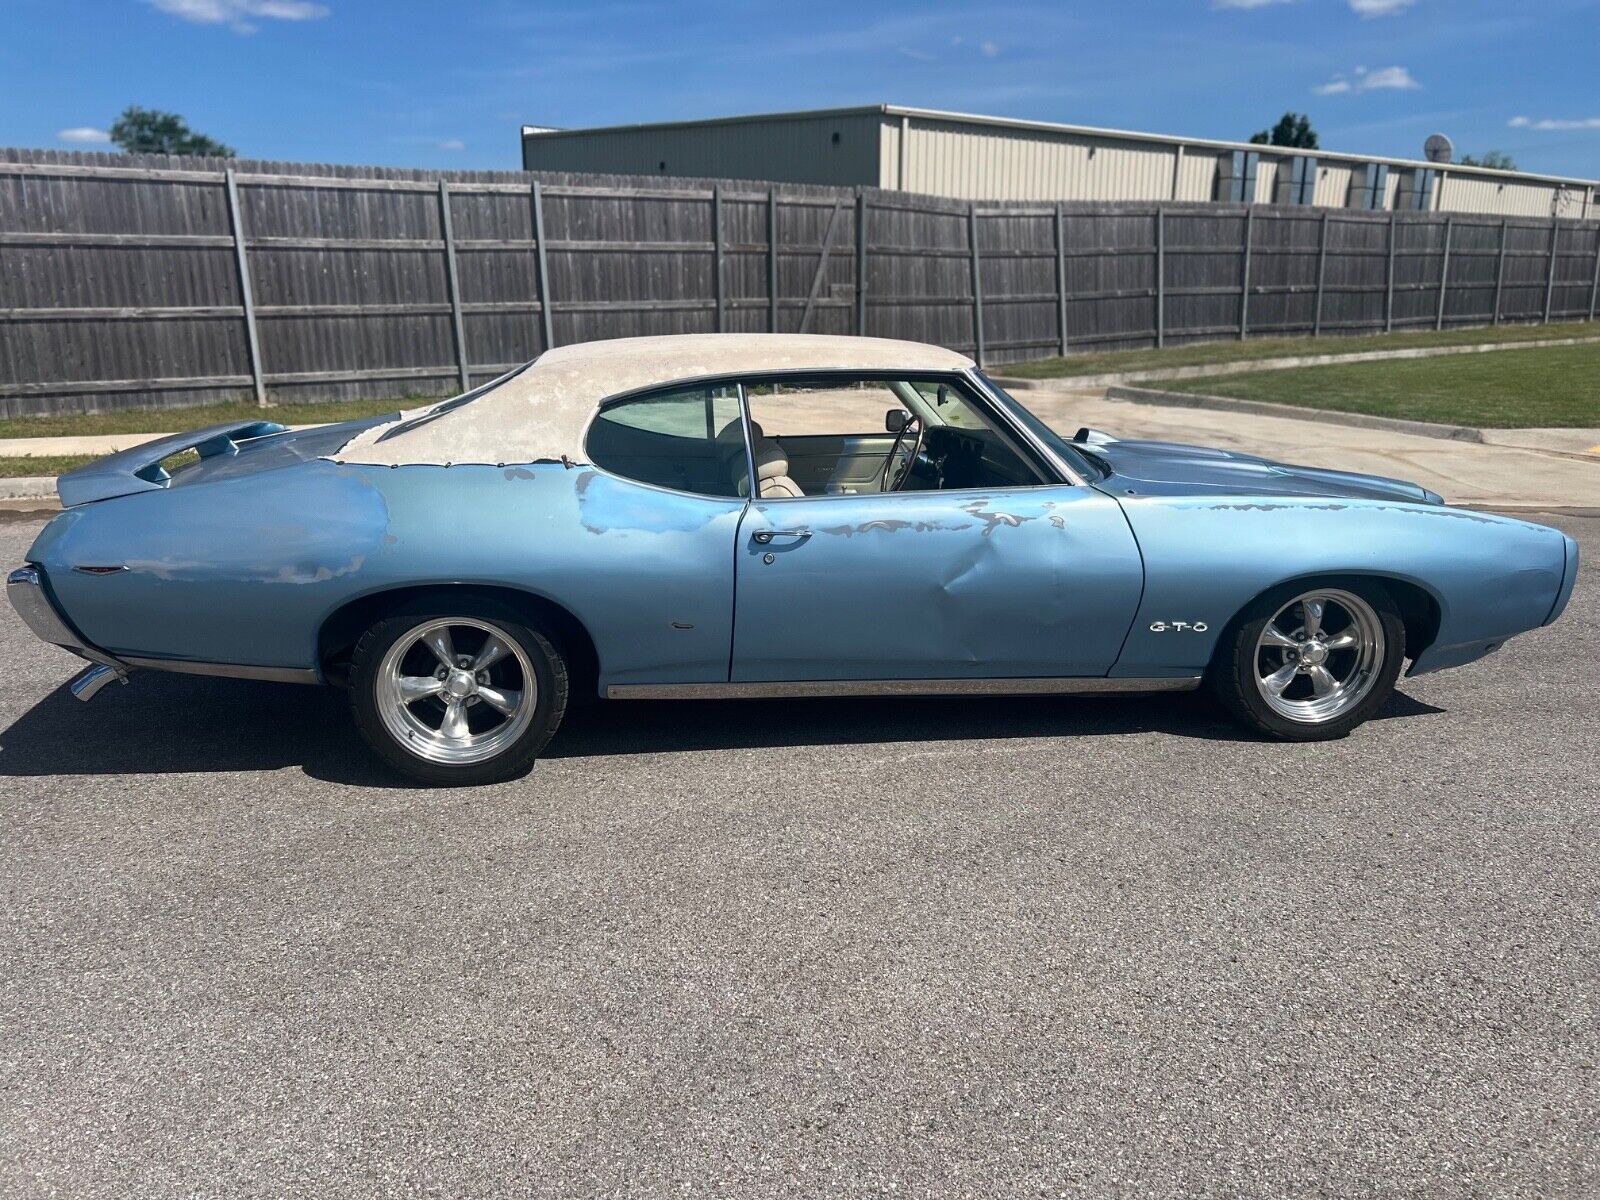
752, 528, 811, 544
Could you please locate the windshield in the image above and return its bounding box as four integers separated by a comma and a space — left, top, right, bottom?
973, 371, 1107, 481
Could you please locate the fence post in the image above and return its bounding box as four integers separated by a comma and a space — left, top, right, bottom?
1492, 219, 1508, 325
711, 186, 725, 333
1385, 212, 1397, 334
1312, 210, 1329, 338
1238, 207, 1254, 341
1435, 215, 1453, 332
1155, 206, 1166, 349
1055, 203, 1068, 357
223, 168, 266, 407
968, 203, 985, 368
855, 188, 868, 336
1589, 224, 1600, 321
531, 181, 555, 352
437, 180, 470, 392
768, 190, 779, 333
1543, 220, 1560, 323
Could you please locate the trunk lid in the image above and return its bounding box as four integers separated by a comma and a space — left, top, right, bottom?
55, 415, 396, 507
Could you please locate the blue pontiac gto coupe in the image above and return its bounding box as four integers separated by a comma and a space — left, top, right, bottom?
9, 334, 1579, 784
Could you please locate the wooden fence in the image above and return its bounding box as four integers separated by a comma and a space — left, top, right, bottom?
2, 148, 1598, 417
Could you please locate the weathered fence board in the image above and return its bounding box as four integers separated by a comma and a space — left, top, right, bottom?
0, 147, 1595, 417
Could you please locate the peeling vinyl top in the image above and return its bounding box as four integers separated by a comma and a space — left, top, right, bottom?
332, 333, 975, 468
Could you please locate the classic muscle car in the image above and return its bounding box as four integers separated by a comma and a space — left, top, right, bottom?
9, 334, 1579, 784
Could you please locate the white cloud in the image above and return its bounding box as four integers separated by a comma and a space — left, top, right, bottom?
979, 39, 1001, 57
146, 0, 329, 34
1360, 65, 1421, 89
1213, 0, 1296, 8
1508, 115, 1600, 131
1348, 0, 1415, 14
434, 138, 466, 151
59, 127, 111, 143
1313, 64, 1420, 95
1362, 65, 1418, 90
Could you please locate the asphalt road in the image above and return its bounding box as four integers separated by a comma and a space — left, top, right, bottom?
0, 513, 1595, 1198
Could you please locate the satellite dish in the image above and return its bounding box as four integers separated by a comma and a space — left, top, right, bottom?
1424, 134, 1454, 164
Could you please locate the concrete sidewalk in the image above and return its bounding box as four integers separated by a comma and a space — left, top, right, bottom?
2, 397, 1596, 511
1019, 385, 1600, 510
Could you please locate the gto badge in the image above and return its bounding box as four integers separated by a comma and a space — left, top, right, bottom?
1149, 620, 1209, 633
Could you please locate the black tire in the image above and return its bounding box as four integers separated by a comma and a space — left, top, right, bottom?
1208, 579, 1406, 742
348, 596, 568, 785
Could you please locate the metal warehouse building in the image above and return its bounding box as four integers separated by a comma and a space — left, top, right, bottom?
523, 105, 1597, 220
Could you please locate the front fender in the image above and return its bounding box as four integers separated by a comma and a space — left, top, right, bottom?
1108, 496, 1569, 678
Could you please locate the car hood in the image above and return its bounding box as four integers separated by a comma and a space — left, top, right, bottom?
1076, 434, 1443, 505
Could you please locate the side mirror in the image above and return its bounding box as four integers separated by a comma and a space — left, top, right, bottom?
885, 408, 911, 433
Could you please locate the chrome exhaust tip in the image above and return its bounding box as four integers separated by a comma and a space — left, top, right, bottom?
69, 663, 127, 702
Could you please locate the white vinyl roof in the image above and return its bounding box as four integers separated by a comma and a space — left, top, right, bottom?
333, 333, 973, 467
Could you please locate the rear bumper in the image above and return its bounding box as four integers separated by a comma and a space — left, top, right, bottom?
7, 565, 122, 667
1544, 534, 1579, 626
8, 564, 131, 698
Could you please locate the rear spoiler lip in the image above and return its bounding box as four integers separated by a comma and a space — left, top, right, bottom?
56, 420, 288, 508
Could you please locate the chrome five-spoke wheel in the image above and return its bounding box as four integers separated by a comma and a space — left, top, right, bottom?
1253, 588, 1385, 724
373, 617, 538, 766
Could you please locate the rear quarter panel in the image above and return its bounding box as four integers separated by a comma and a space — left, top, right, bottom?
29, 460, 743, 686
1109, 494, 1569, 678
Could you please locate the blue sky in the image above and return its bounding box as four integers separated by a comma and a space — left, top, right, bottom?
7, 0, 1599, 178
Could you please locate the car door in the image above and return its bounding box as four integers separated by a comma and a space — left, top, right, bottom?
730, 375, 1145, 683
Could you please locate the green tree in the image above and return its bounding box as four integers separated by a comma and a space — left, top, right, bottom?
1249, 113, 1320, 150
109, 107, 235, 157
1459, 150, 1517, 171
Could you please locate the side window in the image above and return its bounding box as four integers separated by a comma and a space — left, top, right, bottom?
586, 384, 747, 498
741, 376, 1048, 499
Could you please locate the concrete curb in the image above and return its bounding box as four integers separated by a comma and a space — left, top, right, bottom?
0, 423, 328, 459
0, 477, 60, 514
992, 333, 1600, 391
1102, 384, 1488, 443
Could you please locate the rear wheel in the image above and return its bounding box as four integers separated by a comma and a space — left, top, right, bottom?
349, 600, 567, 785
1209, 583, 1405, 741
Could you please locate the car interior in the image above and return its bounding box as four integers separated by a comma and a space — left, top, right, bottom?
586, 375, 1050, 500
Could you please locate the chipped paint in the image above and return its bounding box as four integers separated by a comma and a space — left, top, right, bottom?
732, 489, 1142, 681
1111, 491, 1568, 679
815, 518, 972, 537
959, 498, 1030, 536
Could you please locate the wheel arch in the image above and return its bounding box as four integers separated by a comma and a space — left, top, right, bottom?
316, 583, 600, 698
1206, 571, 1443, 672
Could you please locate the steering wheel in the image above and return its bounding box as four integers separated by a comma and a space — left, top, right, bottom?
880, 415, 925, 492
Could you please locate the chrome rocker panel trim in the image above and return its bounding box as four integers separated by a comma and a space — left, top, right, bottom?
607, 676, 1201, 700
120, 657, 320, 685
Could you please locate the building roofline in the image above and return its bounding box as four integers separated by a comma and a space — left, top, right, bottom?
521, 105, 1599, 190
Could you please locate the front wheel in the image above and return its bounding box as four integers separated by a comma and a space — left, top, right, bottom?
349, 600, 568, 785
1209, 583, 1405, 741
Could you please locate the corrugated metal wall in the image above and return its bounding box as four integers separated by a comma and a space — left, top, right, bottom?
523, 113, 882, 189
1314, 162, 1358, 208
900, 117, 1179, 202
526, 111, 1596, 219
1438, 172, 1584, 219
